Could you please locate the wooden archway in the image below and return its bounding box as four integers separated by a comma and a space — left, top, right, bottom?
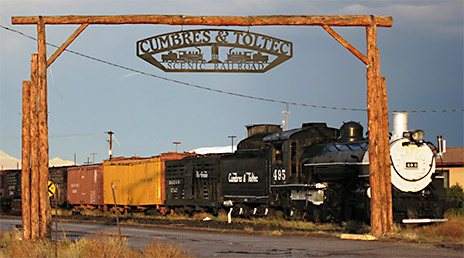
12, 14, 393, 238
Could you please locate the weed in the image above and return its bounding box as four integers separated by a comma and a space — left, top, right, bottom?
192, 212, 214, 220
267, 230, 283, 236
393, 213, 464, 242
143, 240, 194, 258
343, 220, 370, 234
0, 230, 195, 258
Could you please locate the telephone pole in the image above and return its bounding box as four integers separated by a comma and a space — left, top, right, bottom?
228, 135, 236, 153
173, 141, 181, 153
105, 131, 114, 160
282, 104, 290, 131
90, 153, 97, 163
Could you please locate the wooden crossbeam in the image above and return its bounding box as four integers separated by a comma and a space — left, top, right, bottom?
12, 14, 393, 27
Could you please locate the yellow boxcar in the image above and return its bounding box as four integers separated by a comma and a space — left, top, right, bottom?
103, 153, 192, 206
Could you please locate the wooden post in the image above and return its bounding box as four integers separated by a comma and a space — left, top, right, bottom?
21, 81, 31, 240
366, 18, 392, 236
30, 54, 40, 239
111, 183, 122, 243
37, 16, 51, 238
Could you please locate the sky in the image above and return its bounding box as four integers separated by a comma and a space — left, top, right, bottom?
0, 0, 463, 164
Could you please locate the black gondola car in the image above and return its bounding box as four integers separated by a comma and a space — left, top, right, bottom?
2, 166, 73, 212
165, 155, 222, 212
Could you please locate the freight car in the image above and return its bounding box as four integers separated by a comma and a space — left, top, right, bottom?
67, 164, 104, 209
0, 166, 74, 214
165, 154, 222, 214
102, 152, 192, 213
0, 171, 10, 213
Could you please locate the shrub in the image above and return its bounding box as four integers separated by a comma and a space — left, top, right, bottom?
447, 183, 464, 214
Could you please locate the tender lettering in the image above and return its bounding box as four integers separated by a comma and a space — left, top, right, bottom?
227, 172, 259, 183
195, 170, 209, 178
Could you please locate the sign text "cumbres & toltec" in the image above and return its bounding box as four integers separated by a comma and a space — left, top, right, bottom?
136, 29, 293, 73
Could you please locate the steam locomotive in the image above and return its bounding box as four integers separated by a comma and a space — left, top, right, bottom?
166, 113, 447, 223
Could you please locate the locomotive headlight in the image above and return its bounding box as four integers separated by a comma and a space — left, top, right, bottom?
410, 130, 424, 142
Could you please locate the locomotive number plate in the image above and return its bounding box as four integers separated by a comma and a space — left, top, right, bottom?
405, 162, 418, 168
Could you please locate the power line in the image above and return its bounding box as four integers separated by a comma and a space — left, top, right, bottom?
1, 24, 462, 113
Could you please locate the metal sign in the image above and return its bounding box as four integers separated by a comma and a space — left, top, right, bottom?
48, 181, 56, 197
136, 29, 293, 73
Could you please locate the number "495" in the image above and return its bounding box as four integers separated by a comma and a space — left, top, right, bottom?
273, 168, 286, 181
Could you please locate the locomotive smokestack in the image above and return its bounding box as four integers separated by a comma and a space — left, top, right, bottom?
437, 135, 446, 157
392, 112, 408, 140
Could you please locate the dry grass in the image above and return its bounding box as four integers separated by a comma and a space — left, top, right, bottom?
252, 217, 340, 232
392, 213, 464, 243
0, 229, 194, 258
191, 212, 214, 220
142, 241, 194, 258
70, 209, 464, 243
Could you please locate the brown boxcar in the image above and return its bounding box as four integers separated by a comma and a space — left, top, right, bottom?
103, 153, 193, 208
67, 164, 104, 207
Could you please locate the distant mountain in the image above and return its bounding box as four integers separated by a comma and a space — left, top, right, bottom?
0, 150, 76, 170
191, 146, 237, 154
49, 157, 75, 167
0, 150, 21, 170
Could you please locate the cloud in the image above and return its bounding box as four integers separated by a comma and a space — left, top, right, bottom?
336, 1, 463, 38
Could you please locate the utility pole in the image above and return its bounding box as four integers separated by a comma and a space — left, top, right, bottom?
106, 131, 114, 160
282, 103, 290, 131
228, 135, 236, 153
173, 141, 181, 153
90, 153, 97, 163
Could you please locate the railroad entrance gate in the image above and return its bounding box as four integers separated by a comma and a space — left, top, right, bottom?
12, 14, 393, 238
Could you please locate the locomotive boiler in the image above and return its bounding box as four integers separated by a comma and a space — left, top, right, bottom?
297, 113, 446, 222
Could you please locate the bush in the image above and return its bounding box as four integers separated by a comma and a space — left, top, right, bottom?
447, 183, 464, 214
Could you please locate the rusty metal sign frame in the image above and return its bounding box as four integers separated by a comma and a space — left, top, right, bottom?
136, 29, 293, 73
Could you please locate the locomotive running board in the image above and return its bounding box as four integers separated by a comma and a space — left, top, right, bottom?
402, 218, 448, 224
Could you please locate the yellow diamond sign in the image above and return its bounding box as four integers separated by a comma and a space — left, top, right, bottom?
48, 181, 56, 197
